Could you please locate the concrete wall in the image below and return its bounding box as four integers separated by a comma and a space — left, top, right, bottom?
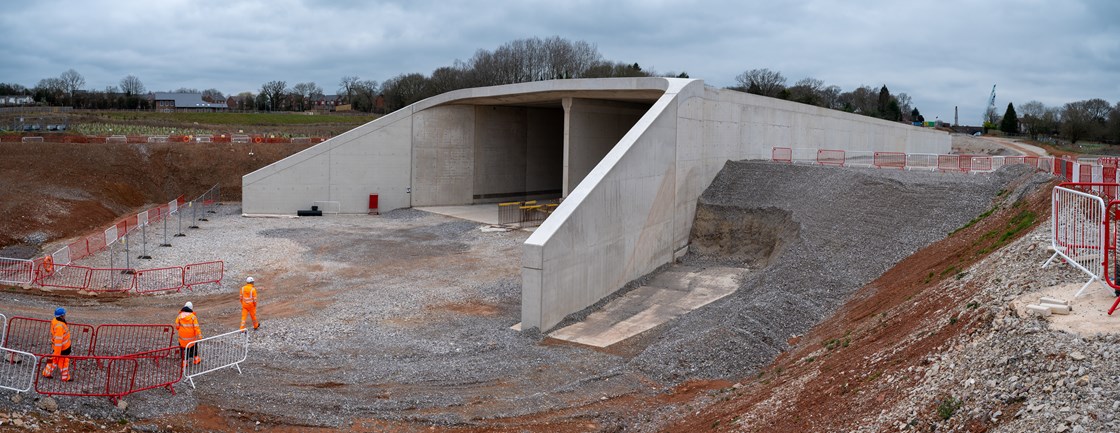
242, 107, 414, 214
563, 98, 650, 196
411, 105, 476, 206
521, 80, 950, 331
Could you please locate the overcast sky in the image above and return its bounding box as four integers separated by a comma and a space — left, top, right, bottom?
1, 0, 1117, 124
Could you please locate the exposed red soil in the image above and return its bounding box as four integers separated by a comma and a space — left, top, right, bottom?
0, 141, 312, 254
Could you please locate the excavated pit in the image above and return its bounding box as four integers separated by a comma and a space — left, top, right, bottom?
689, 205, 799, 268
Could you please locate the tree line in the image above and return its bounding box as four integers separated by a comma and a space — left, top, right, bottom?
995, 99, 1120, 144
4, 37, 1117, 144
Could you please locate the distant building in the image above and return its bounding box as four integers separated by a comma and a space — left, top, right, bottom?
311, 94, 343, 111
151, 92, 229, 112
1, 95, 34, 106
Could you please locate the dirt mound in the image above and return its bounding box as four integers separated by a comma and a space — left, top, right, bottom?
0, 140, 311, 255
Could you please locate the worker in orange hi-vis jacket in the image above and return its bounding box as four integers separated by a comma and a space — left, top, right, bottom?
240, 277, 260, 331
175, 302, 202, 366
41, 307, 71, 381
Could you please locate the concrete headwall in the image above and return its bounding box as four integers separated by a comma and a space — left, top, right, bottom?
520, 80, 950, 331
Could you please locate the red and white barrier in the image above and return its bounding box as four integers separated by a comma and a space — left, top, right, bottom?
91, 324, 177, 357
1043, 184, 1109, 297
0, 258, 33, 285
134, 266, 185, 294
184, 261, 224, 290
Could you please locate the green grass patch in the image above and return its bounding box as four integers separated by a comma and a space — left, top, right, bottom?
937, 396, 962, 420
951, 206, 998, 235
94, 111, 378, 126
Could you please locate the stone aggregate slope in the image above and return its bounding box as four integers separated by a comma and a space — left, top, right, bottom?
631, 161, 1034, 382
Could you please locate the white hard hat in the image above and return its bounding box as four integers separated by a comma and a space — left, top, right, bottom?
246, 277, 254, 283
184, 301, 193, 310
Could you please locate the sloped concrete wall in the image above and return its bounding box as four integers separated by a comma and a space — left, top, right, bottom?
521, 80, 949, 331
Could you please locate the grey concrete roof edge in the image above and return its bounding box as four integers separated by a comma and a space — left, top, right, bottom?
411, 77, 694, 111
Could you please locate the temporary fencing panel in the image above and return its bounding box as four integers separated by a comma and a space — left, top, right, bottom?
1079, 164, 1093, 183
816, 149, 845, 166
36, 263, 92, 290
0, 312, 5, 346
92, 324, 176, 357
85, 268, 136, 293
971, 156, 993, 172
183, 329, 248, 388
872, 152, 906, 169
67, 238, 90, 262
86, 232, 107, 256
498, 202, 523, 225
937, 155, 960, 171
134, 267, 185, 294
1106, 167, 1118, 184
34, 354, 136, 402
183, 261, 224, 290
4, 317, 95, 357
958, 155, 974, 172
772, 147, 792, 163
1043, 184, 1109, 297
0, 347, 37, 393
0, 257, 33, 285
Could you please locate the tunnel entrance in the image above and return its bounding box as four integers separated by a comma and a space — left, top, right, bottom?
471, 105, 565, 203
469, 98, 652, 204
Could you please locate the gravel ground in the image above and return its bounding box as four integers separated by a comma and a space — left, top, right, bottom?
0, 160, 1038, 430
854, 220, 1120, 432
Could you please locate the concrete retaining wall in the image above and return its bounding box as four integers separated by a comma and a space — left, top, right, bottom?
520, 81, 949, 331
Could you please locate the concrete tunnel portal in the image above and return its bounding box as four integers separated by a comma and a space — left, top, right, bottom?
243, 78, 951, 332
444, 95, 655, 204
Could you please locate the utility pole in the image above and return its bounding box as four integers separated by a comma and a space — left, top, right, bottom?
954, 106, 958, 127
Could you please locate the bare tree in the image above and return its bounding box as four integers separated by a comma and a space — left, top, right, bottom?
120, 75, 145, 96
787, 77, 824, 105
338, 76, 360, 104
174, 87, 200, 94
734, 69, 786, 97
201, 88, 225, 103
260, 80, 287, 111
292, 82, 323, 111
352, 79, 379, 112
34, 77, 66, 105
381, 73, 429, 112
59, 69, 85, 104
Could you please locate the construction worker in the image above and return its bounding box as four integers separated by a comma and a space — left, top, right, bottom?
42, 255, 54, 276
174, 301, 202, 366
240, 276, 259, 331
40, 307, 71, 381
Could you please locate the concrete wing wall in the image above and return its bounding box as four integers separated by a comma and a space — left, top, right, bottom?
522, 79, 949, 332
243, 107, 414, 214
522, 79, 695, 331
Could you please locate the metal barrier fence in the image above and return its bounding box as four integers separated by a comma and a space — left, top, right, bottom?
873, 151, 906, 169
184, 261, 224, 290
497, 200, 562, 227
498, 201, 524, 225
92, 324, 176, 357
4, 317, 95, 357
0, 347, 36, 393
134, 266, 186, 294
85, 268, 136, 293
817, 149, 845, 166
36, 263, 93, 290
0, 258, 33, 285
33, 346, 181, 403
772, 147, 792, 163
1043, 184, 1109, 297
183, 329, 248, 388
0, 313, 5, 346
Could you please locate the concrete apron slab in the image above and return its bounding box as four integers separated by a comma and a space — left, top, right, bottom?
1013, 282, 1120, 336
548, 266, 748, 347
415, 204, 536, 232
